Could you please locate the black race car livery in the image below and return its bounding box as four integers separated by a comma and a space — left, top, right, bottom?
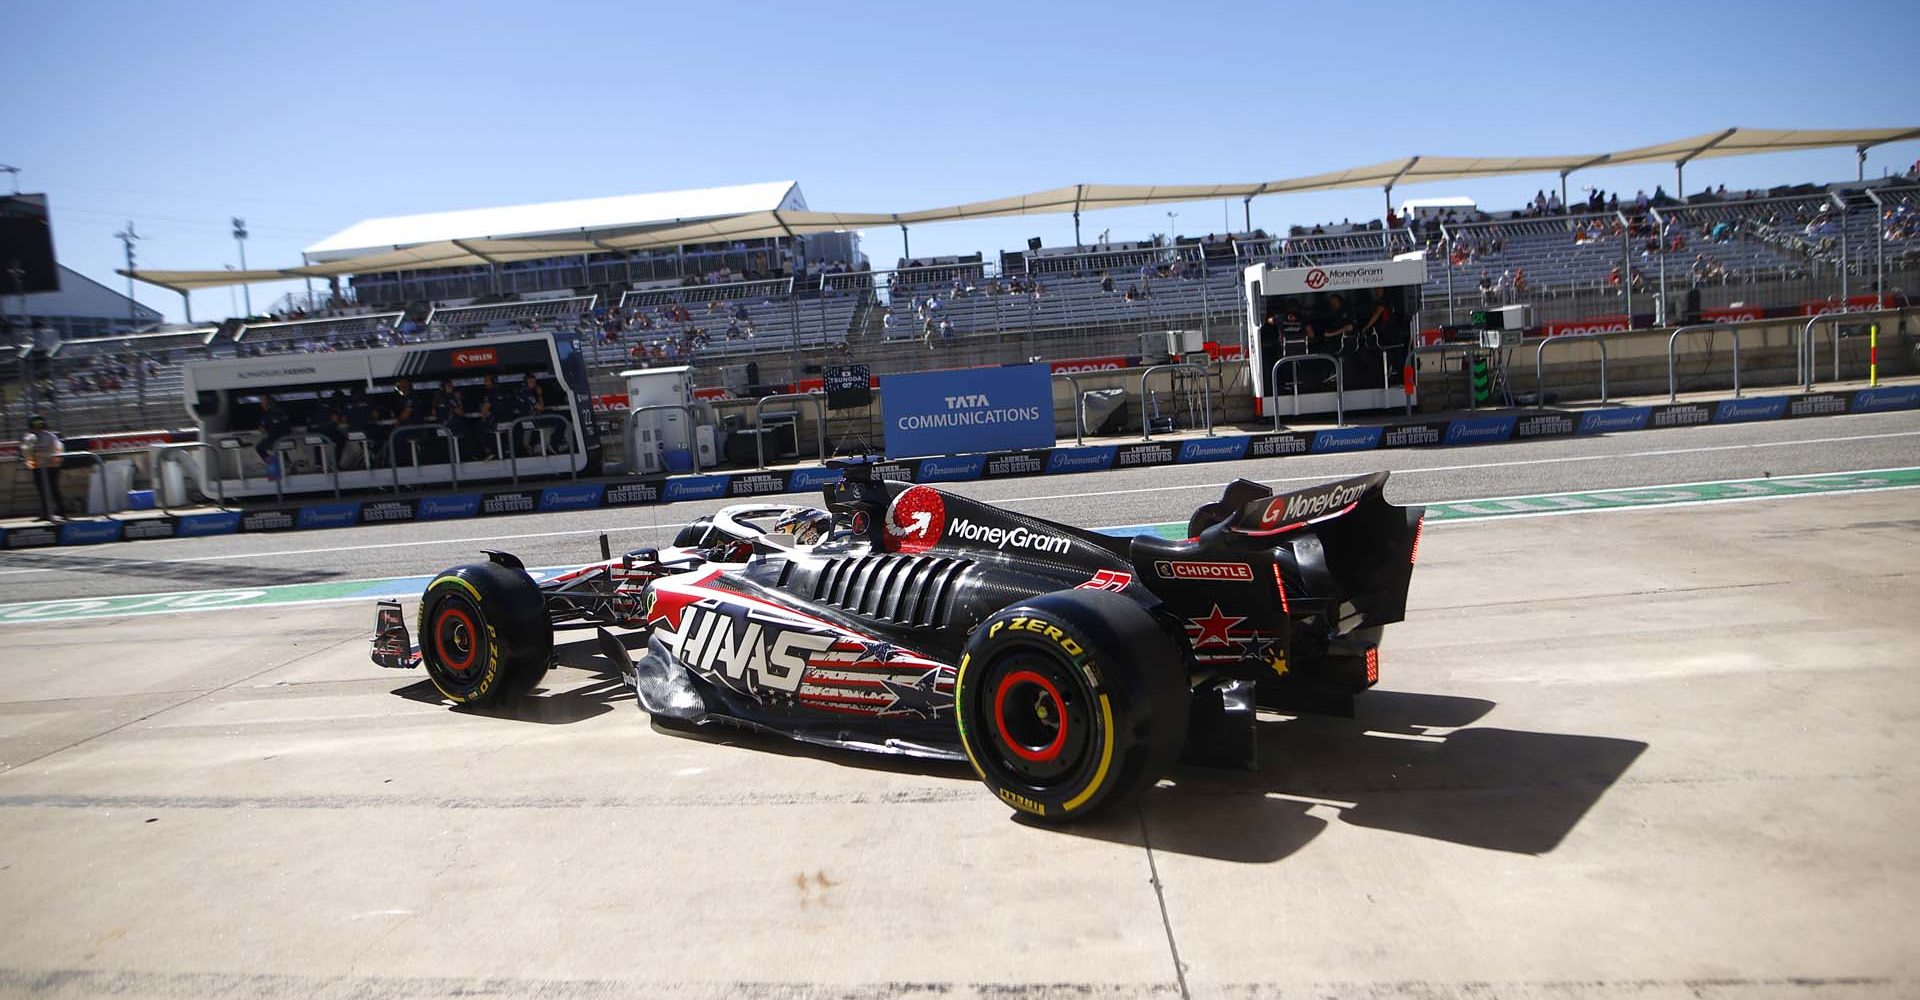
374, 460, 1423, 822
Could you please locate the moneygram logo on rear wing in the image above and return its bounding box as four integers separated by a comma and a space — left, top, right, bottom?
1229, 471, 1392, 537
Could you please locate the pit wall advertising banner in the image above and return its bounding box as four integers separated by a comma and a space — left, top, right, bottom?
879, 363, 1056, 459
25, 382, 1919, 548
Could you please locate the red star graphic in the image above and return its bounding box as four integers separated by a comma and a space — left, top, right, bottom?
1187, 604, 1246, 649
646, 570, 718, 631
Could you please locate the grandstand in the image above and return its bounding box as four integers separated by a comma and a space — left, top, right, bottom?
2, 327, 219, 436
36, 159, 1917, 442
425, 295, 597, 340
232, 311, 407, 353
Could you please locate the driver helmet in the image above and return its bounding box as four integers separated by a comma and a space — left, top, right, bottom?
773, 507, 835, 545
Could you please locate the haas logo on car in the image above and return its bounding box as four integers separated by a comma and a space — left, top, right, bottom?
452, 348, 498, 368
1304, 268, 1329, 290
886, 485, 947, 554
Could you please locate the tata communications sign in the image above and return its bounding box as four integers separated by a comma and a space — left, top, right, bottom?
1246, 256, 1428, 297
879, 363, 1056, 459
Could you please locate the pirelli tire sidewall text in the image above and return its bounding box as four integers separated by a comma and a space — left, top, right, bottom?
417, 561, 554, 706
956, 589, 1189, 823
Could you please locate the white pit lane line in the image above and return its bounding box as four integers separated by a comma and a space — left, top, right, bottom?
5, 426, 1915, 576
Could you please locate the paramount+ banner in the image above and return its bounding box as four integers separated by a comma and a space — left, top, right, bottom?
879, 362, 1056, 459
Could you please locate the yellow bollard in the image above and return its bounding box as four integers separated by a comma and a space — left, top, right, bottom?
1869, 323, 1878, 387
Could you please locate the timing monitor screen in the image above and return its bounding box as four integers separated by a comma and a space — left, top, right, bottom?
1255, 284, 1418, 391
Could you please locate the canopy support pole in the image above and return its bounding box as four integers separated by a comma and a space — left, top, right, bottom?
899, 223, 910, 261
179, 289, 192, 324
1072, 184, 1084, 246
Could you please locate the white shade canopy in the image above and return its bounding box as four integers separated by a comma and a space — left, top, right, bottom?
124, 126, 1920, 293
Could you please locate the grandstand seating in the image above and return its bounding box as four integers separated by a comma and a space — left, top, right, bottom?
10, 176, 1916, 444
597, 278, 861, 367
425, 296, 596, 339
234, 312, 407, 353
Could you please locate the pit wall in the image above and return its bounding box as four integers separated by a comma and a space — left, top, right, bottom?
6, 378, 1918, 550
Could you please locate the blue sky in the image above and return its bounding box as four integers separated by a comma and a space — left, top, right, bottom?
4, 0, 1917, 324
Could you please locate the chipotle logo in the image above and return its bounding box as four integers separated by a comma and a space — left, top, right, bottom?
452, 348, 498, 368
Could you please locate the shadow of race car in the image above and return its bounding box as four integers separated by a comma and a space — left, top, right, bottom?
373, 459, 1423, 823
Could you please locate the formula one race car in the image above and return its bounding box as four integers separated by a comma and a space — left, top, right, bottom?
373, 460, 1423, 823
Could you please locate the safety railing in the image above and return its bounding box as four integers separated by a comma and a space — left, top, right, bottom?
1666, 324, 1743, 402
149, 441, 229, 515
625, 405, 696, 475
300, 432, 341, 498
1534, 333, 1611, 404
1050, 372, 1088, 446
1800, 314, 1854, 390
499, 413, 580, 484
1268, 354, 1345, 429
752, 393, 827, 469
1139, 363, 1214, 441
387, 422, 461, 492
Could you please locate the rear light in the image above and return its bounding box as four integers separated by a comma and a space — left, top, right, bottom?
1270, 563, 1291, 616
1365, 646, 1379, 684
1409, 515, 1425, 566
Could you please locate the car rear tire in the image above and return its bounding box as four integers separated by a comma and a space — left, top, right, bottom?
418, 561, 552, 706
956, 590, 1188, 823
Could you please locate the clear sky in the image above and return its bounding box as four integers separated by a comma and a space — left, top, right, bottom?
4, 0, 1917, 324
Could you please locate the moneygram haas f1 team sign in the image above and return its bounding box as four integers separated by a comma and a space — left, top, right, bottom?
879, 362, 1056, 459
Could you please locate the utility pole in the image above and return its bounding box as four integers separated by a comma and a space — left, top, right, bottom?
114, 221, 142, 332
232, 217, 251, 316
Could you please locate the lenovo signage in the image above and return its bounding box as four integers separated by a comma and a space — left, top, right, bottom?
1800, 295, 1888, 317
451, 347, 498, 368
1049, 356, 1130, 374
1702, 306, 1765, 324
1542, 316, 1630, 338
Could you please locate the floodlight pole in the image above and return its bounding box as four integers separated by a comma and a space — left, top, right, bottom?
115, 221, 142, 332
232, 217, 251, 316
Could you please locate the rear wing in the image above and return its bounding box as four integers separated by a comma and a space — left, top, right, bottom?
1198, 473, 1423, 627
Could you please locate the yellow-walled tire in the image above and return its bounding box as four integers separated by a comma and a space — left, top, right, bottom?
417, 561, 552, 707
956, 590, 1188, 823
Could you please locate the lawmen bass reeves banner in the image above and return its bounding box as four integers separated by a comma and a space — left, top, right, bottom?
879, 363, 1056, 459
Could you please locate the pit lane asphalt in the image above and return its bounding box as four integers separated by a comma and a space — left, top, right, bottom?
3, 408, 1918, 603
0, 433, 1915, 997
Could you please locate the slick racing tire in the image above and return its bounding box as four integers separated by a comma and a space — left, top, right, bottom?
418, 561, 553, 707
956, 590, 1188, 824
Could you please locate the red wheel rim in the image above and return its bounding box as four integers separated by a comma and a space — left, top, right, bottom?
993, 669, 1069, 763
434, 606, 478, 672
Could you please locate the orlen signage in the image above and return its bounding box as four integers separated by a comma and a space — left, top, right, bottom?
1049, 356, 1129, 374
1542, 316, 1630, 338
452, 347, 498, 368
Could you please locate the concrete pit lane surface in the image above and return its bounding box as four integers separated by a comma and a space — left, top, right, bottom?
0, 411, 1916, 999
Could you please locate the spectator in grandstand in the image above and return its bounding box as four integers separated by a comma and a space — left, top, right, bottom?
1101, 272, 1115, 293
1478, 270, 1495, 305
1512, 268, 1529, 296
22, 414, 66, 521
1547, 190, 1563, 214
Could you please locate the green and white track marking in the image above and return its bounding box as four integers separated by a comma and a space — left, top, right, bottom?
1, 467, 1915, 625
